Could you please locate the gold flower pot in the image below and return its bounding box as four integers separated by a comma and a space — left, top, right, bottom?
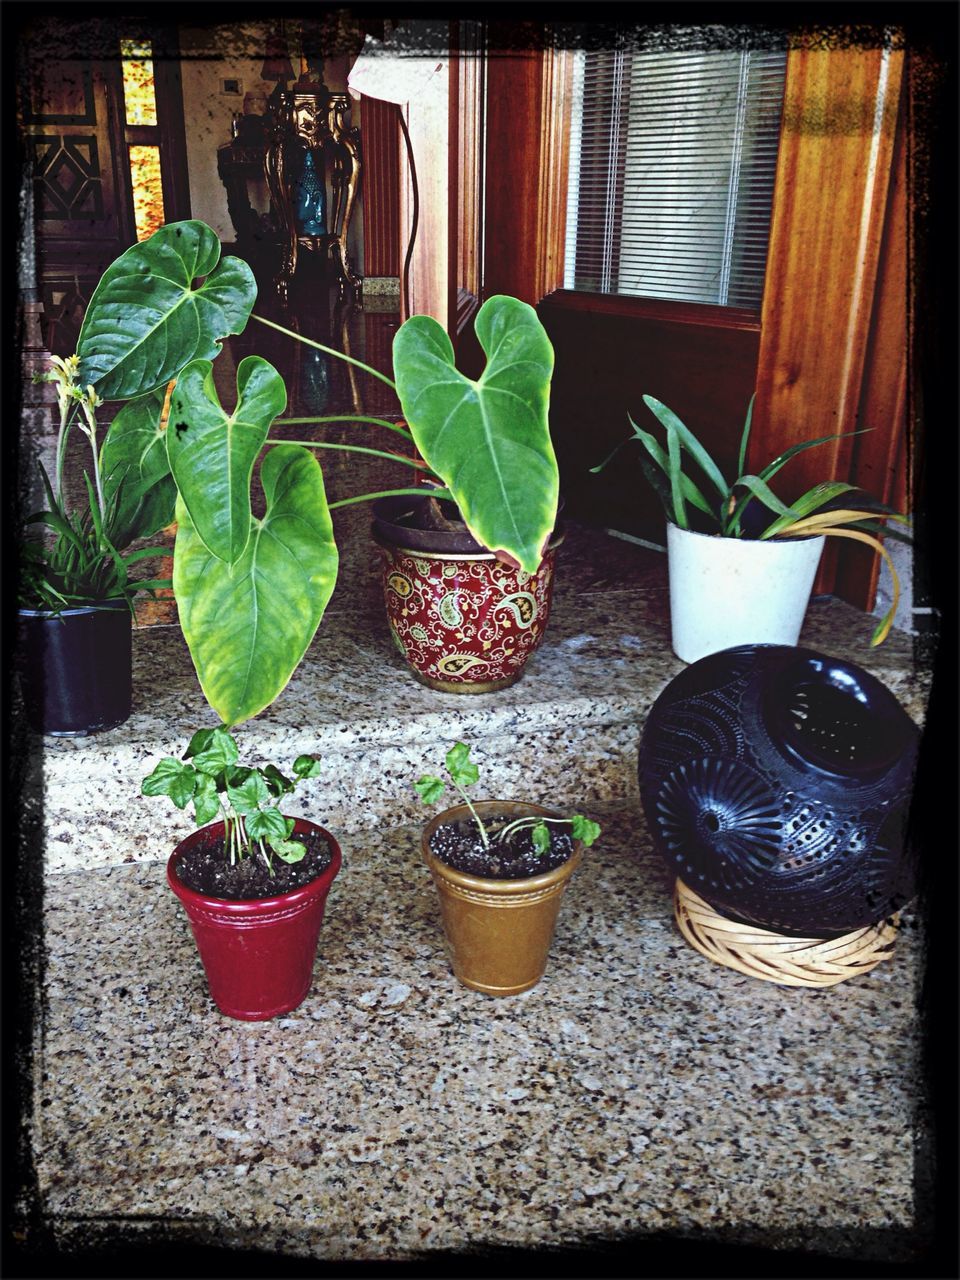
421, 800, 583, 996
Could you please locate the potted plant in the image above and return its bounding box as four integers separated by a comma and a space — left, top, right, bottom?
17, 363, 180, 735
46, 221, 338, 1018
142, 727, 341, 1020
370, 303, 561, 691
415, 742, 600, 995
26, 220, 564, 1013
595, 395, 910, 664
68, 222, 562, 718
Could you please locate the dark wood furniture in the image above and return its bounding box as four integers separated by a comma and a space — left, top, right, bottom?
216, 138, 278, 259
264, 81, 362, 305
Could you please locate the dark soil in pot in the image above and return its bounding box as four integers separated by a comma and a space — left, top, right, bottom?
429, 817, 574, 879
176, 826, 333, 900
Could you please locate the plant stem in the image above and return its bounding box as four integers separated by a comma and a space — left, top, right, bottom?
54, 400, 79, 508
80, 401, 106, 520
276, 440, 431, 471
328, 486, 453, 511
251, 314, 398, 392
275, 414, 413, 441
499, 814, 569, 843
452, 783, 489, 849
259, 838, 273, 876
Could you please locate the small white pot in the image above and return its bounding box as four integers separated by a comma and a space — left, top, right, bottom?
666, 523, 826, 664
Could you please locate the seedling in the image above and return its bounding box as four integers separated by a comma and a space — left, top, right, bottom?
415, 741, 601, 855
142, 726, 323, 874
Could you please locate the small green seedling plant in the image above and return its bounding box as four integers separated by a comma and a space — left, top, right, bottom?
415, 741, 601, 855
142, 726, 322, 874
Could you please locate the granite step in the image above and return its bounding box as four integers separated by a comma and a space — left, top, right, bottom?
31, 521, 929, 877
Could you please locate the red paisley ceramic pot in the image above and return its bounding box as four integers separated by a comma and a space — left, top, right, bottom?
372, 496, 562, 693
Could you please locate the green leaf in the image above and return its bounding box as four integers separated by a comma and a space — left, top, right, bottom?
759, 480, 859, 539
192, 775, 221, 826
756, 429, 870, 486
270, 837, 307, 864
166, 356, 286, 565
245, 805, 287, 842
191, 726, 240, 775
224, 765, 253, 793
641, 395, 728, 500
665, 420, 687, 530
141, 757, 198, 809
173, 443, 339, 727
262, 764, 295, 798
293, 755, 323, 779
226, 770, 271, 814
625, 414, 714, 521
183, 727, 217, 759
571, 814, 602, 847
77, 220, 257, 401
99, 389, 176, 548
734, 473, 799, 518
393, 295, 558, 574
414, 775, 445, 805
736, 394, 755, 480
445, 741, 479, 789
531, 822, 551, 853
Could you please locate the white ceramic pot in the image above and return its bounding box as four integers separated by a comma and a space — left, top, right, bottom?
666, 523, 826, 664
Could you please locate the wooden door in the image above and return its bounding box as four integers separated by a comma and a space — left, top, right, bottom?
17, 15, 190, 354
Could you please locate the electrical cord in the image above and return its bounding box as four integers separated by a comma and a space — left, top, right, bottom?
396, 104, 419, 321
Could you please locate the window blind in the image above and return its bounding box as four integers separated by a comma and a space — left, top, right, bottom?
564, 48, 787, 310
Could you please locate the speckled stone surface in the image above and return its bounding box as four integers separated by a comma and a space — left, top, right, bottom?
32, 503, 930, 875
30, 802, 929, 1263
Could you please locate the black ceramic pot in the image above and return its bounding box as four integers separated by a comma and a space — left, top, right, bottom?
638, 645, 920, 936
17, 600, 133, 736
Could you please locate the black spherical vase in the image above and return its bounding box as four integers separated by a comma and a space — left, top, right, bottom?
639, 645, 920, 940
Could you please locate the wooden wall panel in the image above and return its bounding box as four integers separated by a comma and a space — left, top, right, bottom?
539, 297, 761, 544
483, 39, 570, 306
751, 46, 905, 598
835, 87, 909, 610
360, 94, 401, 278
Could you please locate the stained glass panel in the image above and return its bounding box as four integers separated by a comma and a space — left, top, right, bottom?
128, 145, 165, 240
120, 38, 158, 125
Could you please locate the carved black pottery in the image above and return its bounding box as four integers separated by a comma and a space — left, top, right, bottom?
639, 645, 919, 936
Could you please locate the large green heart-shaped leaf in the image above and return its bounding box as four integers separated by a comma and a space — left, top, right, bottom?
166, 356, 287, 565
173, 444, 338, 727
393, 294, 558, 574
99, 389, 177, 548
77, 220, 257, 401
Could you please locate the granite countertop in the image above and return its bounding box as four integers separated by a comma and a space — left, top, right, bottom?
34, 508, 930, 876
29, 801, 929, 1266
19, 453, 937, 1268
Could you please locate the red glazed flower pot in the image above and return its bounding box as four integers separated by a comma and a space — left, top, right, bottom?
167, 818, 342, 1021
372, 528, 563, 693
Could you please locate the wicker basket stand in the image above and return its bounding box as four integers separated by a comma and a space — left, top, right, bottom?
674, 878, 899, 988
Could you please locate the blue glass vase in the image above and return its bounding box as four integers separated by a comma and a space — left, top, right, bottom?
293, 150, 327, 236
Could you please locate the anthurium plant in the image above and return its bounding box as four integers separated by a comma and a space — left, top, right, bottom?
54, 219, 559, 729
596, 394, 910, 646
